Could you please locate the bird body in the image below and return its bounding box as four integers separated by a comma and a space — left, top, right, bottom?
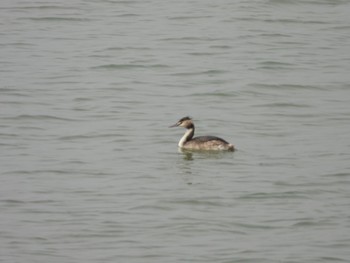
170, 117, 234, 151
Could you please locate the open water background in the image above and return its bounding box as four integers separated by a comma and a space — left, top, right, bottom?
1, 0, 350, 262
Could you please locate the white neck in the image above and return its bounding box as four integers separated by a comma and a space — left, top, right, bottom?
178, 127, 194, 147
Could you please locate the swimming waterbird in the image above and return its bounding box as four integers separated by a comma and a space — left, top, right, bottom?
169, 117, 235, 151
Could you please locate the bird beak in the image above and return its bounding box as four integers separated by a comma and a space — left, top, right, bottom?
169, 123, 179, 128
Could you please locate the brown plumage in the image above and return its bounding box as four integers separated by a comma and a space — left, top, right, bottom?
169, 117, 235, 151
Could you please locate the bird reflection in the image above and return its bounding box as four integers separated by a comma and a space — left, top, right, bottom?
178, 147, 231, 161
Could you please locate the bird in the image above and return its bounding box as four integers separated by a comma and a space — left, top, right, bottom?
169, 116, 234, 151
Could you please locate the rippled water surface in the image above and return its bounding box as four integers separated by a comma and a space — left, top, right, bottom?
1, 0, 350, 262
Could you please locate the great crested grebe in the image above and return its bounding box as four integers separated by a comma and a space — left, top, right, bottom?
169, 117, 235, 151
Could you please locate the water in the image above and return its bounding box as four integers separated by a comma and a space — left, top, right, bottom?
1, 0, 350, 262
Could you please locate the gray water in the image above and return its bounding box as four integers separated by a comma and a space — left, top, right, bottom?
1, 0, 350, 262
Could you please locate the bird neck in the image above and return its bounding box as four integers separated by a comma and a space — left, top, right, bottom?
178, 125, 195, 147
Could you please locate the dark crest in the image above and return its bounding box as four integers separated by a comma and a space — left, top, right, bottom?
179, 116, 192, 122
